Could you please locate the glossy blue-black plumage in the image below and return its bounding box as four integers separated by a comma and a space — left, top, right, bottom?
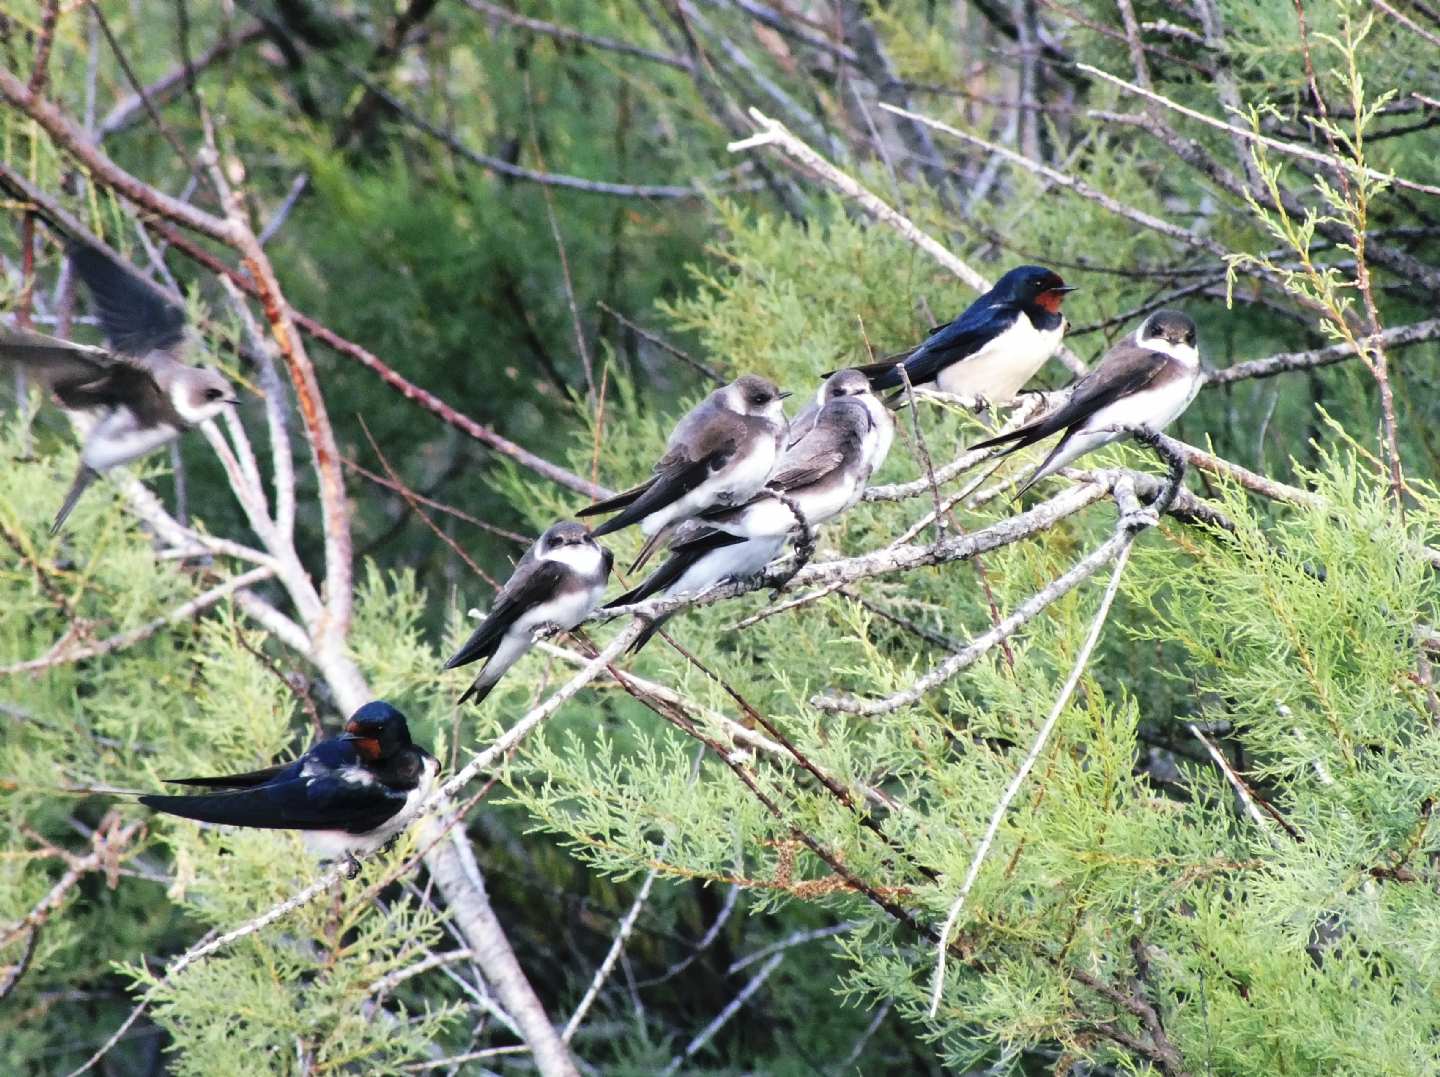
140, 702, 431, 836
847, 265, 1069, 390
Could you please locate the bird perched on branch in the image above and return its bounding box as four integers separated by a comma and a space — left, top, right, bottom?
703, 379, 889, 541
843, 265, 1076, 404
608, 374, 890, 653
0, 243, 236, 534
971, 309, 1203, 497
444, 521, 612, 705
578, 374, 789, 570
605, 523, 784, 653
787, 368, 896, 470
139, 701, 438, 878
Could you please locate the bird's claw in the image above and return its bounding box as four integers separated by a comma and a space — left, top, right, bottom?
344, 854, 362, 880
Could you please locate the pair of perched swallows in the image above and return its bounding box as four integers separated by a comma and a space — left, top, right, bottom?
973, 309, 1203, 496
610, 371, 894, 652
848, 265, 1076, 403
444, 521, 613, 704
706, 370, 892, 540
0, 244, 236, 534
578, 374, 790, 570
139, 702, 438, 878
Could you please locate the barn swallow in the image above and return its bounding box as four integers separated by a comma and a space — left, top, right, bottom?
578, 374, 789, 570
971, 309, 1202, 497
0, 243, 235, 534
139, 701, 438, 877
846, 265, 1075, 403
703, 392, 883, 540
605, 522, 784, 652
444, 521, 613, 705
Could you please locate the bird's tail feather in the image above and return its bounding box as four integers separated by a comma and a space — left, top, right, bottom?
628, 526, 673, 574
50, 466, 98, 536
1009, 435, 1074, 501
578, 479, 652, 521
457, 679, 497, 707
629, 612, 675, 654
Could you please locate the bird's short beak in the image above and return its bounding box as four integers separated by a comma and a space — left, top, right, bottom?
777, 390, 793, 400
339, 731, 361, 743
1051, 285, 1079, 294
224, 397, 240, 406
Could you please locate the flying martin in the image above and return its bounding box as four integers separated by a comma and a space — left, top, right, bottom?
703, 391, 884, 541
846, 265, 1076, 403
578, 374, 789, 570
444, 521, 613, 705
139, 701, 439, 877
605, 522, 784, 652
970, 309, 1202, 497
0, 243, 235, 534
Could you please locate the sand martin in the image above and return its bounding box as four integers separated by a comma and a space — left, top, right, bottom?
444, 521, 613, 704
703, 394, 880, 540
0, 243, 235, 533
971, 309, 1203, 497
579, 374, 789, 569
139, 701, 439, 877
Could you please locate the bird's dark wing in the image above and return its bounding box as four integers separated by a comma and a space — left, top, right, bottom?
606, 528, 747, 607
971, 341, 1167, 454
590, 419, 743, 536
864, 303, 1019, 390
762, 408, 865, 491
444, 559, 569, 669
52, 362, 173, 425
830, 346, 913, 384
141, 775, 403, 834
69, 243, 186, 356
163, 761, 297, 789
578, 478, 654, 518
0, 325, 111, 387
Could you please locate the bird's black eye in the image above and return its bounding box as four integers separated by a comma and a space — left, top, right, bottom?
205, 388, 227, 402
749, 392, 768, 405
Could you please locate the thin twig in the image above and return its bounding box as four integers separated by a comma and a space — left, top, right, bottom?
928, 527, 1137, 1019
560, 867, 659, 1042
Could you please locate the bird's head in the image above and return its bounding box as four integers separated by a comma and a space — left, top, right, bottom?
994, 265, 1077, 315
537, 520, 611, 573
171, 367, 237, 425
342, 701, 412, 762
725, 374, 790, 422
1138, 309, 1199, 363
818, 368, 873, 404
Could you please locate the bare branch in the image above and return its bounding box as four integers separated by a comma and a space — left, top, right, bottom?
461, 0, 694, 72
0, 565, 275, 676
1078, 62, 1440, 198
928, 495, 1141, 1019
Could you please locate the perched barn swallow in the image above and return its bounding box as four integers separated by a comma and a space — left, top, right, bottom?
846, 265, 1076, 403
704, 391, 886, 540
971, 309, 1203, 497
0, 243, 235, 534
605, 522, 784, 652
579, 374, 789, 570
444, 521, 613, 705
139, 701, 439, 877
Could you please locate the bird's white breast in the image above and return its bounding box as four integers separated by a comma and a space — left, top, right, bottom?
643, 433, 780, 536
541, 542, 607, 577
936, 316, 1062, 401
82, 410, 180, 471
668, 534, 784, 597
